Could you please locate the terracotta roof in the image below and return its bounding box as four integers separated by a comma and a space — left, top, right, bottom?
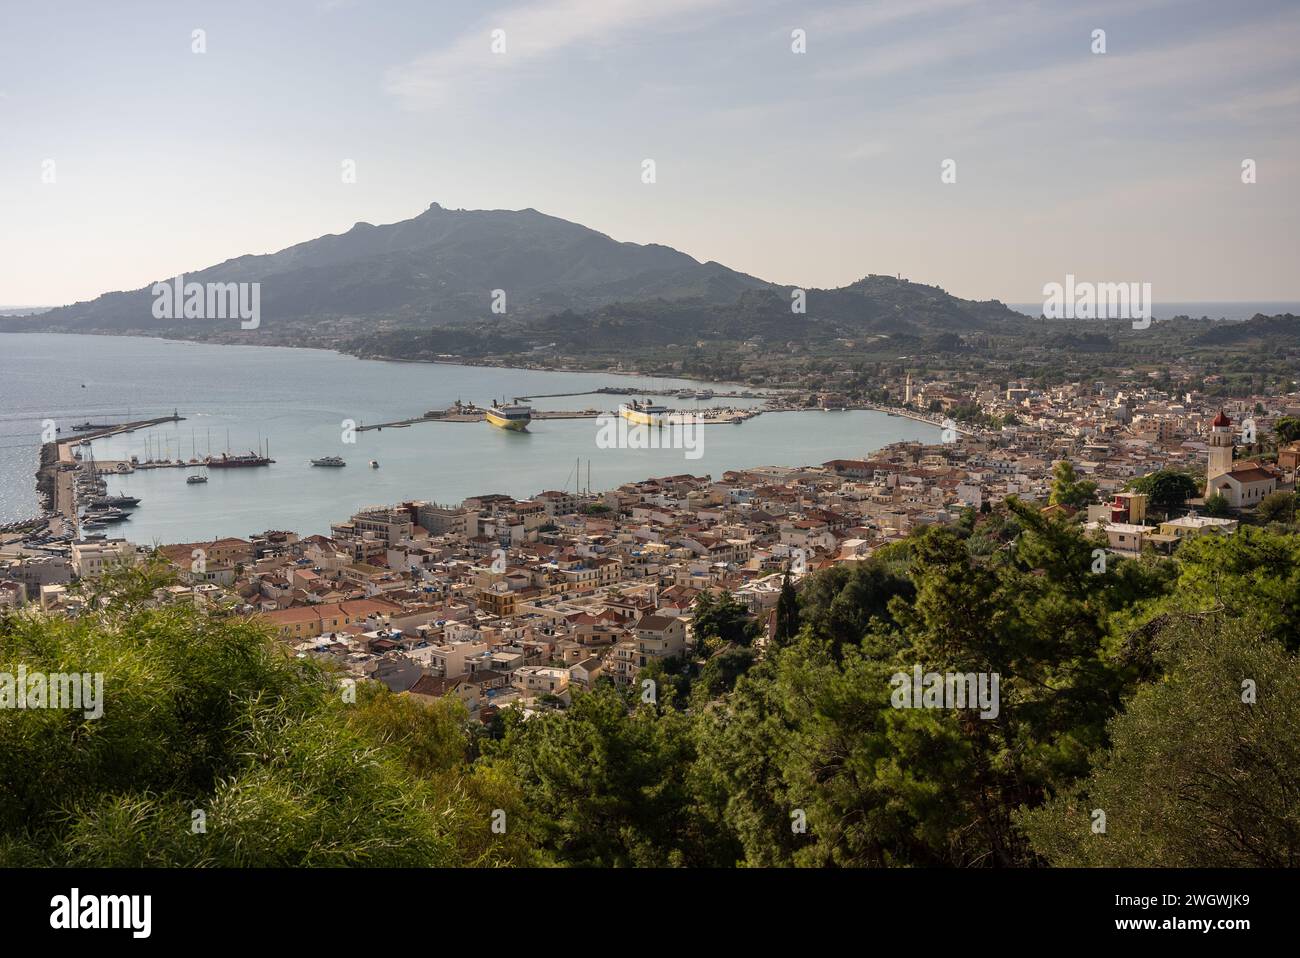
409, 675, 464, 697
634, 614, 678, 632
1224, 467, 1274, 483
260, 597, 401, 627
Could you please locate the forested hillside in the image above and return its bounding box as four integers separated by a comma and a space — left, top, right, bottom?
2, 502, 1296, 867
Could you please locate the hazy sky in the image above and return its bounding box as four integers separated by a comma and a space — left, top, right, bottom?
2, 0, 1298, 306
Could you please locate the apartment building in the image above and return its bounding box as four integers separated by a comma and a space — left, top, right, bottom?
70, 538, 138, 578
607, 613, 687, 686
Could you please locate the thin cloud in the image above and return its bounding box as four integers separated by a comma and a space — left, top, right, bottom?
385, 0, 737, 108
805, 0, 981, 34
833, 4, 1300, 158
820, 0, 1183, 83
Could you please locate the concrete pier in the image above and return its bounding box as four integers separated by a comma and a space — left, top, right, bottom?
36, 413, 185, 530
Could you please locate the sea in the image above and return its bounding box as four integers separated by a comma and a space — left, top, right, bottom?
0, 333, 940, 543
1008, 302, 1300, 320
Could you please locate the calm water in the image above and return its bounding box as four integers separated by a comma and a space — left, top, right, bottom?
1009, 301, 1300, 320
0, 333, 938, 542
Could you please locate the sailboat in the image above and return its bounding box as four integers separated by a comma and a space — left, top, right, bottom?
208, 432, 274, 468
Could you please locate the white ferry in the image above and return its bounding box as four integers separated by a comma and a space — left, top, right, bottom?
619, 399, 670, 427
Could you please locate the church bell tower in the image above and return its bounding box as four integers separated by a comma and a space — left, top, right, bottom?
1206, 409, 1234, 486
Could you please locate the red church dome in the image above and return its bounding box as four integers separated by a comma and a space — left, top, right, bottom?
1212, 409, 1231, 428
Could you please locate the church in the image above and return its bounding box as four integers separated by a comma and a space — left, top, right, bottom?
1204, 410, 1277, 509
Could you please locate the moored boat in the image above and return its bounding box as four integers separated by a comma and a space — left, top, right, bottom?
619, 400, 670, 427
208, 452, 273, 468
88, 495, 141, 509
486, 401, 532, 431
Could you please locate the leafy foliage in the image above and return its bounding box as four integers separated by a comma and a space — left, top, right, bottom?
5, 506, 1296, 868
690, 591, 759, 651
0, 585, 525, 867
1049, 459, 1098, 509
1129, 470, 1201, 514
1016, 617, 1300, 866
1257, 491, 1297, 525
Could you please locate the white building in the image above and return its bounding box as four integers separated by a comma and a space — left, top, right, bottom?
71, 539, 137, 579
1206, 467, 1277, 510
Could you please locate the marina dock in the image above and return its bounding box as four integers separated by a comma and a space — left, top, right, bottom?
37, 413, 185, 532
358, 405, 760, 432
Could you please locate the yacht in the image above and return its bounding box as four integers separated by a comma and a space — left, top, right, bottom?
311, 456, 346, 467
186, 474, 208, 484
89, 495, 140, 509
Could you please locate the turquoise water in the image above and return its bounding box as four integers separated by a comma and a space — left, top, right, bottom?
0, 333, 939, 542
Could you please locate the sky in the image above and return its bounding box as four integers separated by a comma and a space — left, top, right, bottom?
1, 0, 1298, 307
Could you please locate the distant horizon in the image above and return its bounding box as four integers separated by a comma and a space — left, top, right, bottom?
11, 301, 1300, 317
5, 197, 1300, 318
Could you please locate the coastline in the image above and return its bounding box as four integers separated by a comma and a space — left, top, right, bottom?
11, 332, 917, 533
0, 326, 757, 391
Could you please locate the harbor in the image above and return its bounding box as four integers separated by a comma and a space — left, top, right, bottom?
22, 414, 173, 542
30, 411, 278, 540
358, 396, 766, 432
1, 336, 943, 544
22, 394, 958, 544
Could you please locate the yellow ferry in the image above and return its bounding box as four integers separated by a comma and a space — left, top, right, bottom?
486, 401, 533, 431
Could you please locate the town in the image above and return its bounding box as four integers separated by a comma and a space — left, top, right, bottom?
4, 372, 1296, 723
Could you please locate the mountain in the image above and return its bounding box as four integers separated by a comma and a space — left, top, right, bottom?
20, 202, 1028, 353
524, 277, 1024, 346
27, 203, 772, 333
1191, 313, 1300, 347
